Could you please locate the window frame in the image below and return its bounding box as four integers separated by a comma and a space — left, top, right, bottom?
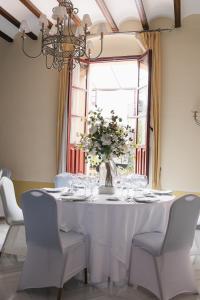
67, 52, 152, 177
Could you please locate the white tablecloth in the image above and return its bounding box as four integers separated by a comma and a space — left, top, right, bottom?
57, 194, 174, 283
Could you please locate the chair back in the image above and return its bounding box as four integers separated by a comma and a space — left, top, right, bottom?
54, 172, 73, 188
21, 190, 62, 251
0, 168, 12, 179
0, 177, 23, 224
161, 194, 200, 253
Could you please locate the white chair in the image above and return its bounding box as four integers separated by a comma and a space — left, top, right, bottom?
19, 189, 87, 300
0, 168, 12, 179
0, 169, 12, 217
0, 177, 24, 256
190, 216, 200, 259
129, 194, 200, 300
54, 172, 73, 188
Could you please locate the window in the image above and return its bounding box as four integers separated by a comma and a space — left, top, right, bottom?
67, 51, 152, 176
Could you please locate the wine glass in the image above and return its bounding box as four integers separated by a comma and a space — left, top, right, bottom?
130, 174, 148, 197
120, 175, 132, 199
138, 175, 148, 189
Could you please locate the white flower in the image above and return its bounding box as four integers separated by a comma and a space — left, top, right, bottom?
89, 125, 98, 135
122, 144, 128, 152
79, 108, 134, 165
94, 142, 101, 149
101, 134, 111, 146
90, 149, 97, 155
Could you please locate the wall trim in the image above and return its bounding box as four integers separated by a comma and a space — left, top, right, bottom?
14, 180, 54, 203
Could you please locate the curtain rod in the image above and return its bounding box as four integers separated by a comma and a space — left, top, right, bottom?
89, 27, 174, 37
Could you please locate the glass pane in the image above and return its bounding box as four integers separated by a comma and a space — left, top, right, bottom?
89, 90, 136, 126
137, 117, 147, 145
138, 86, 148, 116
70, 116, 85, 144
139, 60, 148, 87
71, 88, 86, 116
72, 63, 87, 89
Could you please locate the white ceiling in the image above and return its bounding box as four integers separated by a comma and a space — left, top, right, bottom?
1, 0, 200, 41
0, 15, 18, 39
181, 0, 200, 18
143, 0, 174, 21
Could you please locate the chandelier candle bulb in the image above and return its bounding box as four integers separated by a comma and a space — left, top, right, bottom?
96, 23, 108, 35
52, 6, 67, 21
82, 14, 92, 27
38, 14, 48, 28
19, 20, 31, 33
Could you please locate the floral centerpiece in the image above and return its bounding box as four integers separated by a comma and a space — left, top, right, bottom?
80, 108, 134, 193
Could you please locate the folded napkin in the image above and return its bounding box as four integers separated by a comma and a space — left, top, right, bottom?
59, 224, 71, 233
60, 195, 89, 202
151, 189, 172, 195
134, 196, 160, 203
43, 187, 64, 193
106, 196, 120, 201
60, 190, 74, 196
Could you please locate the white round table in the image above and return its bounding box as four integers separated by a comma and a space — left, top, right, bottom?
56, 194, 174, 284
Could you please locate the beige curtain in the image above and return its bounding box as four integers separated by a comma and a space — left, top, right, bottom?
56, 65, 70, 173
140, 32, 161, 189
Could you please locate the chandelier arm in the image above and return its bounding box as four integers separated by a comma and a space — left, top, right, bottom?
21, 32, 42, 59
85, 33, 104, 60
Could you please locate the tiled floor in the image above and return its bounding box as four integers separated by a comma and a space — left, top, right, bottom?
1, 222, 200, 300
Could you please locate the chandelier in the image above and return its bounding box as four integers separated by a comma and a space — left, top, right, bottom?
19, 0, 104, 71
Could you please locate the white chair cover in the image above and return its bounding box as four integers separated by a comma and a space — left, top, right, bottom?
19, 190, 87, 290
0, 177, 25, 257
0, 177, 23, 224
129, 194, 200, 300
0, 169, 11, 217
0, 168, 12, 179
54, 172, 73, 188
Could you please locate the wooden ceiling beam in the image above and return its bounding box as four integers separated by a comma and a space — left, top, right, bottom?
19, 0, 53, 28
174, 0, 181, 28
0, 30, 13, 42
20, 0, 81, 27
95, 0, 119, 32
0, 6, 37, 40
134, 0, 149, 30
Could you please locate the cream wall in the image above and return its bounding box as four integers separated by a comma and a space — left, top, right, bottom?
94, 17, 200, 192
160, 15, 200, 192
0, 16, 200, 193
0, 30, 142, 184
0, 35, 58, 182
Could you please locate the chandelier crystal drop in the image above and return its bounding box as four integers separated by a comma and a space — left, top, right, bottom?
19, 0, 104, 71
